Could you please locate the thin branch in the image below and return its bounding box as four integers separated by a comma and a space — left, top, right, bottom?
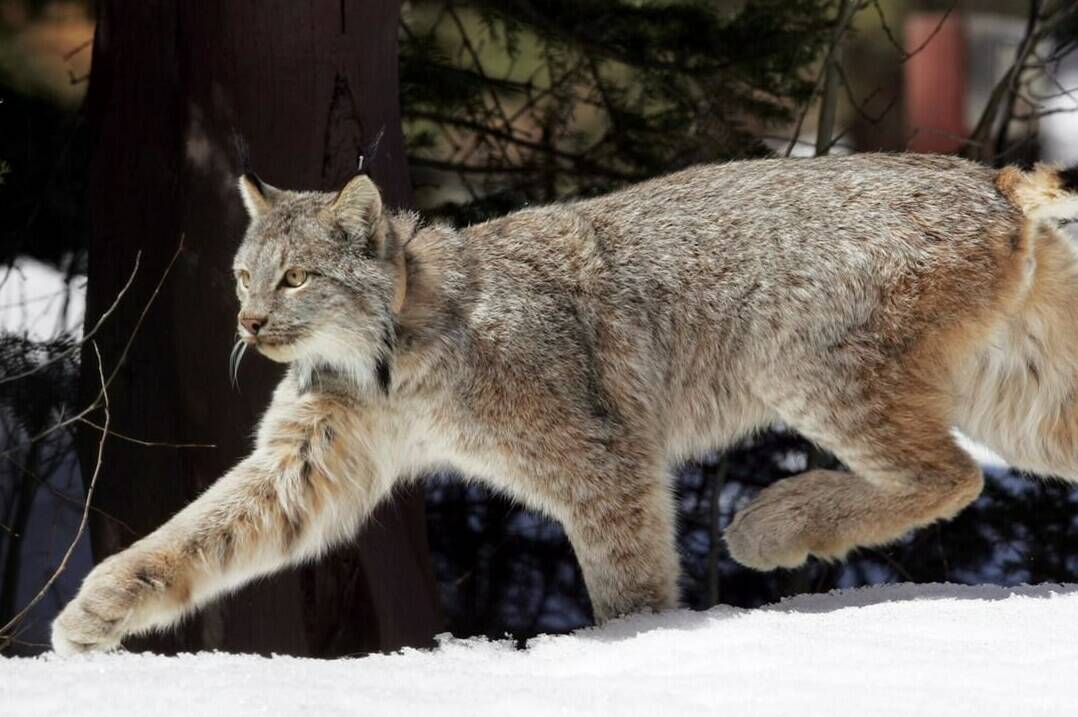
835, 64, 899, 126
446, 5, 518, 141
1014, 105, 1078, 119
61, 39, 92, 62
963, 0, 1076, 162
410, 110, 637, 179
993, 0, 1043, 161
1032, 53, 1078, 104
1, 454, 137, 538
408, 155, 643, 182
0, 238, 181, 457
785, 2, 867, 156
872, 0, 957, 62
1026, 84, 1078, 101
76, 417, 215, 450
0, 253, 141, 387
0, 342, 109, 649
788, 0, 954, 157
815, 0, 858, 156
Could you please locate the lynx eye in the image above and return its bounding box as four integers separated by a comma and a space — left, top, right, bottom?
283, 268, 308, 288
237, 270, 251, 290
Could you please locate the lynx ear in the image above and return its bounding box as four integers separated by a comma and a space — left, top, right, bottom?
237, 173, 280, 218
330, 174, 383, 238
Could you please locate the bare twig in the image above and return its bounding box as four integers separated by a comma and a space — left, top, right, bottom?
0, 253, 141, 387
1014, 105, 1078, 119
410, 110, 638, 180
76, 417, 215, 450
993, 0, 1043, 161
0, 238, 182, 458
872, 0, 957, 61
815, 0, 857, 156
835, 64, 899, 126
1, 454, 137, 538
963, 0, 1078, 162
788, 0, 959, 158
62, 39, 93, 62
0, 342, 109, 649
446, 5, 518, 149
785, 1, 867, 157
1031, 53, 1078, 105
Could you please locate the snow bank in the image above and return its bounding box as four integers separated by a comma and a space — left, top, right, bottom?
3, 583, 1076, 716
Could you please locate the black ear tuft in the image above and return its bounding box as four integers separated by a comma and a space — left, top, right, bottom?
232, 129, 252, 174
1059, 166, 1078, 194
238, 173, 278, 218
243, 172, 270, 196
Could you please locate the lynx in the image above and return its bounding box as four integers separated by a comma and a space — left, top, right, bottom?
53, 153, 1078, 654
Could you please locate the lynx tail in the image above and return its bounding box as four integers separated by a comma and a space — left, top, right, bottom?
996, 163, 1078, 222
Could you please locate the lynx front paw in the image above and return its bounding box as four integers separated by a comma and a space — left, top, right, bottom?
51, 553, 167, 656
725, 486, 814, 571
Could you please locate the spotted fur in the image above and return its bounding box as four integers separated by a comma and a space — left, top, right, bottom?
53, 154, 1078, 654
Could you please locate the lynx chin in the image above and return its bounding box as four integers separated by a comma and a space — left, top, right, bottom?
53, 153, 1078, 654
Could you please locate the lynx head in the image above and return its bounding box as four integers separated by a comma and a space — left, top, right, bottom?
232, 173, 407, 392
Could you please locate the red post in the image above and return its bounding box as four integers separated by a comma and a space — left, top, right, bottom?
904, 12, 967, 154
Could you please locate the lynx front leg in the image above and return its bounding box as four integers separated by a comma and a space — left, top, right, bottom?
561, 482, 680, 622
52, 393, 387, 655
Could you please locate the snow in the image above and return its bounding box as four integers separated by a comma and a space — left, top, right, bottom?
3, 583, 1076, 716
0, 256, 85, 340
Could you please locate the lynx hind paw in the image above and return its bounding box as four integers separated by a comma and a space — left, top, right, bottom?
724, 488, 816, 571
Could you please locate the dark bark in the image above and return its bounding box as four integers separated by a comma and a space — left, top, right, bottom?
79, 0, 441, 656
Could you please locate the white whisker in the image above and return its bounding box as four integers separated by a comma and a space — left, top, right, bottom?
229, 339, 249, 391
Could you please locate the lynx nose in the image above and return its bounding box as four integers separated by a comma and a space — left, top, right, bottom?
239, 314, 267, 336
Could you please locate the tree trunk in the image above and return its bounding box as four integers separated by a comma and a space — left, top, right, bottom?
79, 0, 442, 657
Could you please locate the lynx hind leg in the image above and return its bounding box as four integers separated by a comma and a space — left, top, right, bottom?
561, 480, 680, 622
726, 393, 984, 571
